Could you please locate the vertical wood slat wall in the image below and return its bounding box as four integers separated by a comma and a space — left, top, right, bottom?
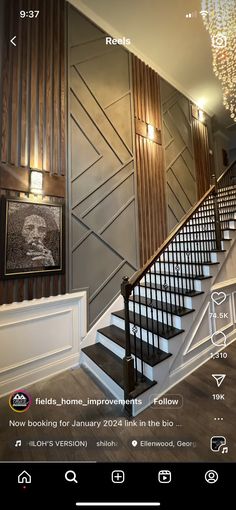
1, 0, 65, 174
192, 119, 211, 199
132, 55, 167, 266
0, 0, 66, 306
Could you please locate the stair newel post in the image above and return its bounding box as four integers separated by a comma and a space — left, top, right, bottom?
212, 173, 222, 251
121, 276, 135, 408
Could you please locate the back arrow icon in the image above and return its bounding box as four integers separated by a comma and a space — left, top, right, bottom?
10, 36, 16, 47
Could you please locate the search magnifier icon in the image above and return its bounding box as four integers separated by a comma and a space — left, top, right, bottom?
65, 470, 78, 483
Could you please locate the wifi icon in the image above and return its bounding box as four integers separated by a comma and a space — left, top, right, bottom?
200, 10, 208, 17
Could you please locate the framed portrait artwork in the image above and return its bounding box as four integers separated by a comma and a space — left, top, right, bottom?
1, 197, 64, 277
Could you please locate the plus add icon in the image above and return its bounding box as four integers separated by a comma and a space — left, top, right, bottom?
111, 470, 125, 484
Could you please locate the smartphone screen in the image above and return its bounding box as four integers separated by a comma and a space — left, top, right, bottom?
0, 0, 235, 507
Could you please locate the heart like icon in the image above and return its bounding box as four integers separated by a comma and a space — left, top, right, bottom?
211, 292, 226, 306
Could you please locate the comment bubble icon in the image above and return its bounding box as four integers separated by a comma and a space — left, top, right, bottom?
211, 331, 226, 347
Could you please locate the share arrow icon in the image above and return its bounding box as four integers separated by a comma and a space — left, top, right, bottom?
212, 374, 226, 387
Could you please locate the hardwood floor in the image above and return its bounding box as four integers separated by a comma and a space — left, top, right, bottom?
0, 341, 235, 462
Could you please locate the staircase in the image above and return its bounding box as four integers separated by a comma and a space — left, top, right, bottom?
81, 162, 236, 416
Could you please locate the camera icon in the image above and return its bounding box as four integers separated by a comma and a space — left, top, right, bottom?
212, 34, 227, 48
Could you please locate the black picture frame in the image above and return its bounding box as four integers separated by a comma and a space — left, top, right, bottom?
1, 197, 64, 278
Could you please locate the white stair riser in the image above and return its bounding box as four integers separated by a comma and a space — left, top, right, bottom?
134, 285, 201, 309
145, 273, 205, 291
187, 220, 215, 228
227, 220, 236, 229
111, 314, 183, 353
152, 261, 213, 277
167, 240, 229, 252
129, 300, 194, 330
129, 300, 182, 329
159, 251, 218, 263
184, 217, 236, 227
181, 224, 216, 233
202, 210, 236, 215
181, 223, 236, 235
224, 229, 236, 239
177, 231, 233, 242
97, 331, 154, 380
168, 240, 226, 251
219, 212, 236, 218
177, 233, 216, 242
193, 207, 236, 216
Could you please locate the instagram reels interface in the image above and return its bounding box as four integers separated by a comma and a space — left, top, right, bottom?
0, 0, 235, 508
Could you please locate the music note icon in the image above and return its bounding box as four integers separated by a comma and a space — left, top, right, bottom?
222, 446, 228, 454
14, 440, 22, 447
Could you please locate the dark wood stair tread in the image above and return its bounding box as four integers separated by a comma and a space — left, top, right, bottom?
151, 272, 212, 281
98, 324, 172, 366
129, 295, 194, 316
82, 343, 156, 397
211, 249, 226, 252
166, 248, 225, 253
156, 260, 219, 266
112, 309, 184, 339
179, 227, 235, 233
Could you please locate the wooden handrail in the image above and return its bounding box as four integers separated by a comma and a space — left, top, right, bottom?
128, 157, 236, 289
217, 158, 236, 184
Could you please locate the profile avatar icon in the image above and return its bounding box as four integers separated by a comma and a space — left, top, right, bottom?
9, 390, 32, 413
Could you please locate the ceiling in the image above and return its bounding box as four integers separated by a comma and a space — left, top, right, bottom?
71, 0, 236, 139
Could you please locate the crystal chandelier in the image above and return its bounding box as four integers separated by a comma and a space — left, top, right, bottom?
201, 0, 236, 121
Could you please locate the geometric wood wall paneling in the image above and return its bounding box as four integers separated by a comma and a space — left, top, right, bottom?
160, 79, 197, 232
132, 55, 167, 266
0, 0, 67, 305
68, 7, 138, 327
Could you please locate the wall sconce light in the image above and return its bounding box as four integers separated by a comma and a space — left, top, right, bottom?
198, 109, 205, 123
30, 170, 43, 195
191, 104, 205, 123
147, 124, 155, 140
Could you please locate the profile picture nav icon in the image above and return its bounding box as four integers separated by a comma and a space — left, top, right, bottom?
9, 390, 32, 413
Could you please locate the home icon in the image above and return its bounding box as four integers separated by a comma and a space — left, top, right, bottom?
18, 471, 31, 484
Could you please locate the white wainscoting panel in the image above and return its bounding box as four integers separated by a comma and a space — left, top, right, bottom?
0, 292, 87, 396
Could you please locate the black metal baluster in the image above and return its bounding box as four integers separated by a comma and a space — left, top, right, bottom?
153, 256, 160, 351
137, 281, 144, 382
159, 249, 165, 326
171, 241, 177, 312
121, 277, 135, 405
189, 219, 195, 293
144, 273, 150, 357
178, 237, 182, 308
131, 289, 138, 385
167, 245, 173, 326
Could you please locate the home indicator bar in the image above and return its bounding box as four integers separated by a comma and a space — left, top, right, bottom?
76, 504, 161, 507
